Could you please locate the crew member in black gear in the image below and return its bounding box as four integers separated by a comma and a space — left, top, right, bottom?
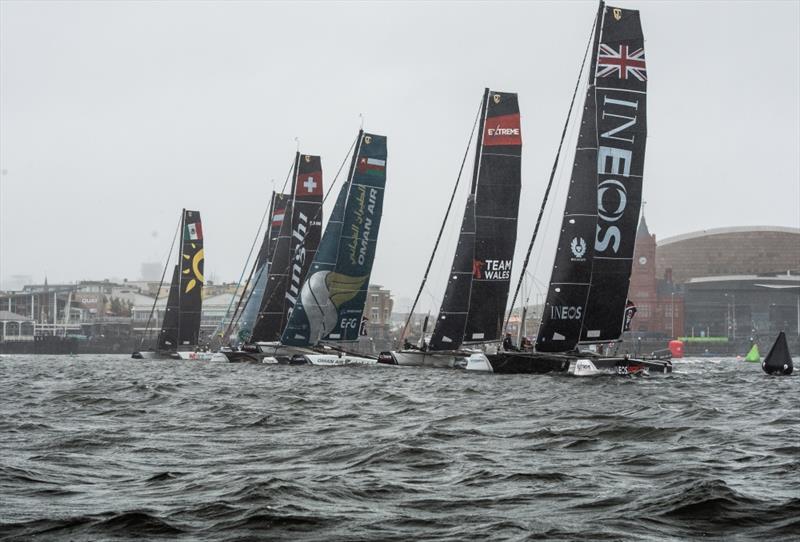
502, 332, 516, 351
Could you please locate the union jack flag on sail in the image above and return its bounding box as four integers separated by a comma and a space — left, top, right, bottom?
596, 44, 647, 81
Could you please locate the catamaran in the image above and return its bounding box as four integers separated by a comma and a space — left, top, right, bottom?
223, 151, 324, 362
133, 209, 205, 360
378, 88, 522, 371
228, 131, 389, 365
488, 1, 671, 376
381, 2, 671, 376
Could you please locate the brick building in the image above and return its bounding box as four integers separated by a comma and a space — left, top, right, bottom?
628, 216, 684, 337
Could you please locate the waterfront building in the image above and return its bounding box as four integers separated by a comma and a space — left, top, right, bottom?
656, 226, 800, 341
356, 284, 394, 353
131, 291, 241, 344
629, 217, 684, 338
622, 223, 800, 354
682, 274, 800, 340
0, 311, 35, 342
656, 226, 800, 284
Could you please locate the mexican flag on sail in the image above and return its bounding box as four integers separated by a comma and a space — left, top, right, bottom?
185, 221, 203, 241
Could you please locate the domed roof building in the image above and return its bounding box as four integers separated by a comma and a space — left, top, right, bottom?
656, 226, 800, 284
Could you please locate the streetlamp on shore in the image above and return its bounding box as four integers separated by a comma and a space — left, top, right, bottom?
724, 292, 737, 341
671, 291, 675, 339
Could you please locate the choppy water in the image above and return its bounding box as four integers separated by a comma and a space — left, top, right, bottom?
0, 355, 798, 541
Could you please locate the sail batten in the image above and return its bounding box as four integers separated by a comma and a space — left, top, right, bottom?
537, 1, 647, 352
281, 131, 388, 346
250, 154, 324, 342
158, 265, 182, 350
155, 209, 204, 350
581, 3, 648, 342
430, 88, 522, 350
236, 192, 288, 344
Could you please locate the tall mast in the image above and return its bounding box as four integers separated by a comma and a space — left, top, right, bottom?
429, 88, 522, 350
177, 208, 186, 347
504, 9, 600, 333
469, 88, 490, 195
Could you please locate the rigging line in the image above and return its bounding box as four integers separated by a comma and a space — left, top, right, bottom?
401, 98, 483, 340
219, 190, 275, 343
577, 0, 607, 345
176, 209, 186, 347
277, 155, 296, 196
526, 75, 583, 307
248, 132, 359, 342
311, 131, 363, 342
503, 10, 598, 332
523, 271, 549, 306
227, 135, 325, 343
140, 212, 182, 350
322, 133, 359, 208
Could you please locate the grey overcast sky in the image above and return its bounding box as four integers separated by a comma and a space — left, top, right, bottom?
1, 0, 799, 312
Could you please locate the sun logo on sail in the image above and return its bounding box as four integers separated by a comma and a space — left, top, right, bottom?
182, 245, 205, 293
613, 8, 622, 20
364, 135, 372, 145
493, 94, 501, 104
182, 219, 205, 293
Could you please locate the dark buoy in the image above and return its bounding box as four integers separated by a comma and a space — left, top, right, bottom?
762, 332, 794, 376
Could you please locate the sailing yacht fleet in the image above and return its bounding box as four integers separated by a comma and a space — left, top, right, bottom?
131, 3, 790, 377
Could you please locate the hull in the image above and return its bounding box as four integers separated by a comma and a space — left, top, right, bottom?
1, 337, 79, 355
131, 350, 176, 360
488, 352, 571, 374
488, 351, 673, 376
379, 350, 493, 372
568, 357, 672, 376
174, 351, 215, 361
292, 353, 377, 366
223, 342, 375, 365
221, 342, 294, 363
223, 349, 263, 363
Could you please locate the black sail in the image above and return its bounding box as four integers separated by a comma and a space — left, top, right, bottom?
536, 2, 605, 353
283, 154, 324, 323
177, 209, 204, 346
464, 90, 522, 343
580, 4, 648, 342
237, 192, 289, 343
430, 88, 522, 350
267, 193, 290, 263
251, 198, 295, 342
251, 153, 323, 342
254, 192, 279, 270
157, 265, 181, 351
428, 195, 476, 350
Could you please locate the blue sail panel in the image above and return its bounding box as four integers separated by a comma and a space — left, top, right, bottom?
236, 262, 269, 344
280, 172, 349, 346
281, 131, 388, 346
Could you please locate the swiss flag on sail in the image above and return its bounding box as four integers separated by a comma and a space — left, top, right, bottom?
296, 171, 322, 197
